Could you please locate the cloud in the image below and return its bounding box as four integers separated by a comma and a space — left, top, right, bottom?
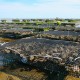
0, 0, 80, 18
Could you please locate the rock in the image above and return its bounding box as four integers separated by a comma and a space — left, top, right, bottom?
4, 49, 10, 53
0, 72, 21, 80
0, 38, 80, 77
30, 55, 35, 61
65, 76, 80, 80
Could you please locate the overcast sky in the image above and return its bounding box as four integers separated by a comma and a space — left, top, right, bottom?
0, 0, 80, 19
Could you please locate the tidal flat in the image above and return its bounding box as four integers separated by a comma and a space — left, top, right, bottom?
0, 37, 80, 80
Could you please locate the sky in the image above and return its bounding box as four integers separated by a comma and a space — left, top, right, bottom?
0, 0, 80, 19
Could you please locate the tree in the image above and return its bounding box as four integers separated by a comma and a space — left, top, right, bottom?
57, 21, 61, 26
1, 19, 7, 23
12, 19, 20, 23
22, 19, 27, 23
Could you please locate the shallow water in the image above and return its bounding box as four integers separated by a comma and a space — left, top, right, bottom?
41, 31, 80, 36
